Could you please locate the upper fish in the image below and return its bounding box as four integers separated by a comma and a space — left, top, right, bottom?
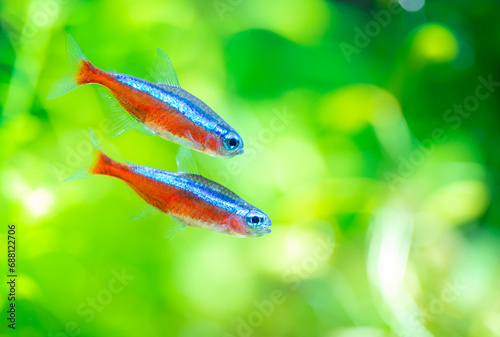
48, 35, 245, 158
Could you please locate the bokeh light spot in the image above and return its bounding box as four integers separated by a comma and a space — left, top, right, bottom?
23, 187, 54, 218
425, 181, 489, 226
399, 0, 425, 12
249, 0, 331, 44
319, 84, 402, 134
412, 23, 459, 63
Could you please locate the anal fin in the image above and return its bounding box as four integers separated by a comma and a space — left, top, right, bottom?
129, 203, 162, 221
97, 87, 156, 138
122, 182, 162, 221
164, 220, 187, 240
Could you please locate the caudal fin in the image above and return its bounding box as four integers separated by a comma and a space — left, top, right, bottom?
64, 128, 108, 182
48, 35, 94, 99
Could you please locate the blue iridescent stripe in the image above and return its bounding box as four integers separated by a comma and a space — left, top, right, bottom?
131, 165, 248, 215
115, 74, 222, 134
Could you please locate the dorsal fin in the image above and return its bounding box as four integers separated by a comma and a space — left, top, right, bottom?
150, 48, 180, 87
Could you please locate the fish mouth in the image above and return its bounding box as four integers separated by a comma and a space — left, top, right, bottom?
260, 227, 271, 235
231, 148, 245, 157
218, 148, 244, 158
251, 226, 271, 237
255, 219, 272, 237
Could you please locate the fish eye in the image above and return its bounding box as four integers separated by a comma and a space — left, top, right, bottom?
223, 132, 241, 151
246, 211, 265, 228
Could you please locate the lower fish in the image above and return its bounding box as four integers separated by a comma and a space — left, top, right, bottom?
68, 129, 271, 238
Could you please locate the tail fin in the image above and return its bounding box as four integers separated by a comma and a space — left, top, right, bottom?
48, 35, 93, 99
64, 128, 107, 182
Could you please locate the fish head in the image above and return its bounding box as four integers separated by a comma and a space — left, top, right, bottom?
218, 131, 245, 158
242, 208, 272, 237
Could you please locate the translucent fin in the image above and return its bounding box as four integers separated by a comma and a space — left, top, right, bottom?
98, 88, 140, 138
129, 203, 162, 221
134, 125, 157, 136
120, 180, 160, 221
63, 128, 102, 182
164, 221, 187, 240
48, 34, 88, 99
97, 87, 155, 138
176, 147, 201, 175
150, 48, 180, 87
63, 167, 92, 182
89, 127, 102, 150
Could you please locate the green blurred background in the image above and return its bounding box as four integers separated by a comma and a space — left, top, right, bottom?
1, 0, 500, 336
